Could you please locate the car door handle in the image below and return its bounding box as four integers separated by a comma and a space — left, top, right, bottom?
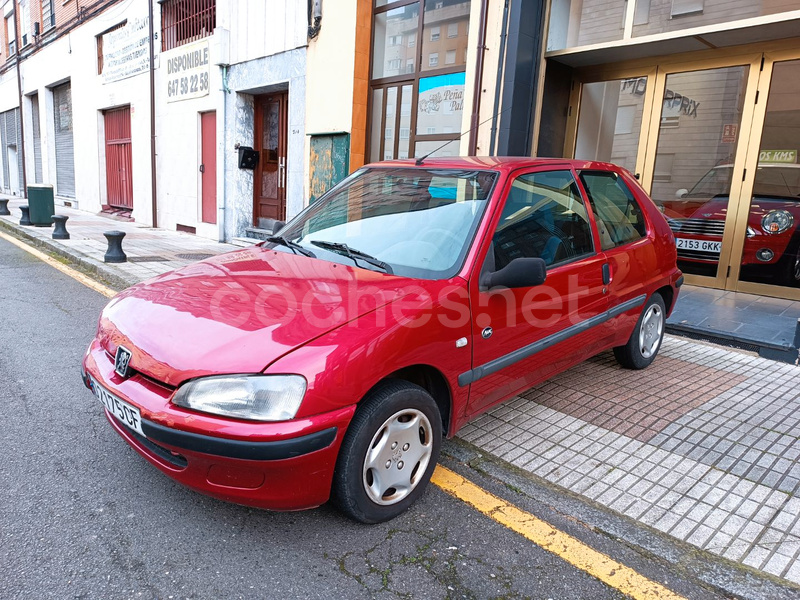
199, 164, 205, 173
602, 263, 611, 285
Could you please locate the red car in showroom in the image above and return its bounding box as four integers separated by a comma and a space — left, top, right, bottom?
659, 163, 800, 285
82, 158, 681, 523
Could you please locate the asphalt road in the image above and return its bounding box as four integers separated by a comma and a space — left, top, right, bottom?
0, 236, 733, 599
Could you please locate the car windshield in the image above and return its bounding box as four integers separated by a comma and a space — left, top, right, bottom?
277, 167, 497, 279
687, 165, 800, 200
752, 166, 800, 199
687, 167, 733, 198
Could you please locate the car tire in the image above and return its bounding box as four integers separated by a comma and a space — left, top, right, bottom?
332, 379, 442, 524
613, 293, 666, 370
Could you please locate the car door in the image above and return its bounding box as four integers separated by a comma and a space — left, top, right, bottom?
464, 167, 612, 417
577, 168, 654, 341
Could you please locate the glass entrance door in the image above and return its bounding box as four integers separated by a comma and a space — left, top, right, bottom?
648, 64, 752, 285
566, 46, 800, 300
733, 58, 800, 298
571, 69, 657, 178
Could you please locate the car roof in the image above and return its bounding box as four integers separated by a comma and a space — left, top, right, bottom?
707, 163, 800, 170
365, 156, 625, 174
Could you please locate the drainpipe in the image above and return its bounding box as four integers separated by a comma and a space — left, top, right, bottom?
467, 0, 488, 155
489, 0, 510, 156
219, 65, 230, 242
13, 0, 27, 195
148, 0, 158, 227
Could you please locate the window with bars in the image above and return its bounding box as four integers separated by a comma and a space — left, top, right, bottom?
161, 0, 216, 52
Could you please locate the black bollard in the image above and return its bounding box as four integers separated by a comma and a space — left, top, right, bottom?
19, 205, 32, 226
0, 198, 9, 216
103, 230, 127, 263
52, 215, 70, 240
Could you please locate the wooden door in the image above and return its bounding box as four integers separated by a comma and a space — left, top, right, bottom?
200, 111, 217, 224
253, 92, 287, 225
104, 106, 133, 209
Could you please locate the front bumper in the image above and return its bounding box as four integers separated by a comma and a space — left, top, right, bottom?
82, 339, 355, 511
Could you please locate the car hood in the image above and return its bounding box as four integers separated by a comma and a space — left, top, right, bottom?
664, 195, 800, 223
98, 247, 433, 387
662, 196, 730, 221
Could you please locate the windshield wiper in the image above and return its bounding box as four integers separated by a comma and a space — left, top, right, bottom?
266, 235, 316, 258
310, 240, 394, 274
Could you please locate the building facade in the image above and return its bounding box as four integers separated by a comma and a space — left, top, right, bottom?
536, 1, 800, 301
0, 0, 309, 243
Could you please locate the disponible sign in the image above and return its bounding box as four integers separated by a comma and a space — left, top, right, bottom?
102, 17, 151, 84
164, 40, 210, 103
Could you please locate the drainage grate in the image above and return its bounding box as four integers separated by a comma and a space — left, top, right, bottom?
128, 255, 170, 263
176, 253, 214, 260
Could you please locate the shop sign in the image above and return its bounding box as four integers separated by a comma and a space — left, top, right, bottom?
759, 150, 797, 164
721, 124, 737, 144
622, 77, 700, 117
416, 72, 465, 135
164, 40, 211, 103
102, 16, 151, 84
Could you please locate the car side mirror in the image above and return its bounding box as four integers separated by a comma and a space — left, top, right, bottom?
675, 188, 688, 199
482, 257, 547, 290
272, 220, 286, 234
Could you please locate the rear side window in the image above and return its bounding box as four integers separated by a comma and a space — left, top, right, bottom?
491, 170, 595, 270
580, 171, 647, 250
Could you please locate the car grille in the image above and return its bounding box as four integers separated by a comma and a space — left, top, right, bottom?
668, 218, 725, 237
676, 249, 720, 261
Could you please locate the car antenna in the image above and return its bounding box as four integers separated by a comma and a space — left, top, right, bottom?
414, 108, 509, 166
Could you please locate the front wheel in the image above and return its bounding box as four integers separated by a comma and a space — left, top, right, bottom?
332, 380, 442, 523
613, 293, 666, 369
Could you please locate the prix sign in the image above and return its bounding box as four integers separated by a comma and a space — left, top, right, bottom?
622, 77, 700, 117
164, 40, 210, 103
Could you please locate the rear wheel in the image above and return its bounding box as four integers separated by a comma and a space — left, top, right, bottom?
333, 380, 442, 523
613, 293, 666, 369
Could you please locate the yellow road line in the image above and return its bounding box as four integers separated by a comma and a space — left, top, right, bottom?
431, 465, 686, 600
0, 230, 117, 298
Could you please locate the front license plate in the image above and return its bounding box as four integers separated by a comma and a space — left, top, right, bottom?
90, 375, 145, 437
676, 237, 722, 254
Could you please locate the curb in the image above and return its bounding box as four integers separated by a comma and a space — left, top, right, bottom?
0, 217, 138, 291
666, 322, 800, 365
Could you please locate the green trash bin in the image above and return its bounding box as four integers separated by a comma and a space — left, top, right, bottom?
27, 184, 55, 227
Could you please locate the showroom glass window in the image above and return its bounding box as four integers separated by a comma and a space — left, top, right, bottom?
369, 0, 470, 162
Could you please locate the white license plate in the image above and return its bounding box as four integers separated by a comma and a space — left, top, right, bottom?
90, 375, 145, 437
676, 237, 722, 254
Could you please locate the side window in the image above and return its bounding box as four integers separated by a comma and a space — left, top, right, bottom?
491, 170, 595, 270
579, 171, 647, 250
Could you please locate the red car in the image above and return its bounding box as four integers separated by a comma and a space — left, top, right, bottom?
82, 158, 681, 523
659, 164, 800, 285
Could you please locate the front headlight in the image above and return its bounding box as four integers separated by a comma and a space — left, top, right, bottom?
172, 375, 307, 422
762, 210, 793, 235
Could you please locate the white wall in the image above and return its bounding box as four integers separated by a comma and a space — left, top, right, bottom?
303, 0, 357, 200
219, 0, 307, 66
155, 31, 222, 238
15, 1, 154, 221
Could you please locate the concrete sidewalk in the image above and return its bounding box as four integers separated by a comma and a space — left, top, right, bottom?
0, 197, 242, 288
2, 197, 800, 589
461, 341, 800, 585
